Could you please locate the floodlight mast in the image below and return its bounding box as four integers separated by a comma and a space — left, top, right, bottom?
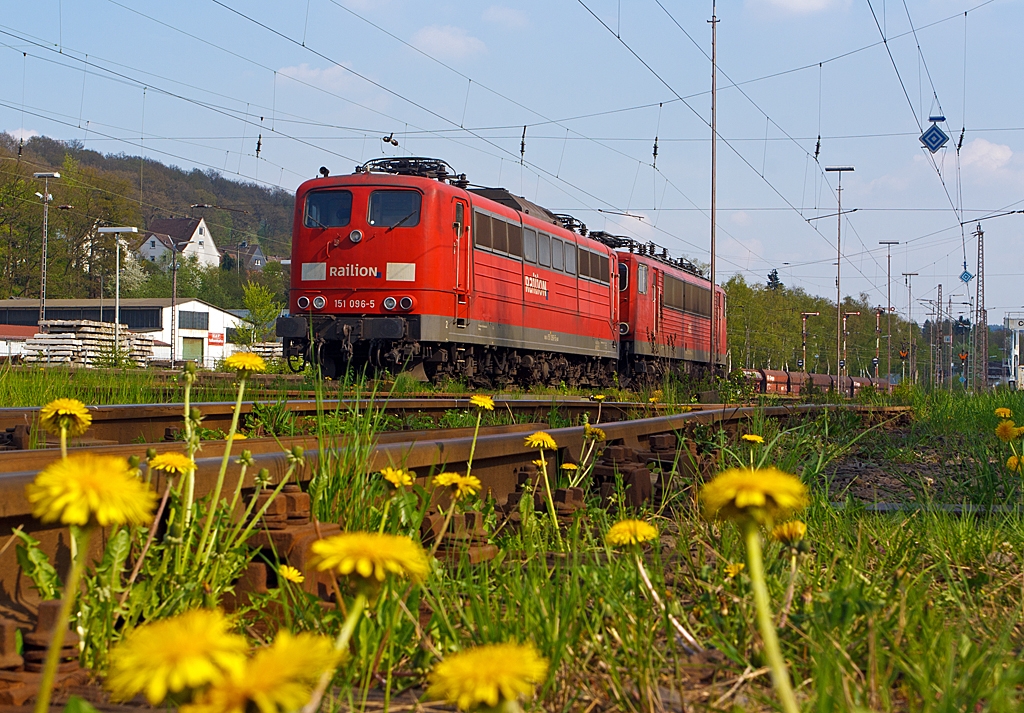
97, 227, 138, 365
32, 172, 60, 324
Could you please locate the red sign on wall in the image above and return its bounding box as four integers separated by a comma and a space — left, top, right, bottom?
208, 332, 225, 346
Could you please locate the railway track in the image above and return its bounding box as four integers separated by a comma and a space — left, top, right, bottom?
0, 402, 909, 622
0, 397, 682, 448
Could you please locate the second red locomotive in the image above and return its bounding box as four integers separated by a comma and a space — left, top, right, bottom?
275, 157, 726, 386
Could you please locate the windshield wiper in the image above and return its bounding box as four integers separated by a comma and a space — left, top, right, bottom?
384, 210, 417, 233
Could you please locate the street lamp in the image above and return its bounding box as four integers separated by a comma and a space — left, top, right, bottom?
800, 312, 819, 373
825, 166, 854, 381
97, 227, 138, 365
32, 172, 60, 324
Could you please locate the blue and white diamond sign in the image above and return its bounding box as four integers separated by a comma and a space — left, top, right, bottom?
920, 123, 949, 153
960, 270, 974, 283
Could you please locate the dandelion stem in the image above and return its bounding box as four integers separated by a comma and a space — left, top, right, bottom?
59, 425, 67, 460
429, 499, 458, 559
182, 371, 195, 530
465, 410, 482, 480
537, 453, 563, 548
743, 520, 799, 713
197, 375, 247, 563
302, 592, 368, 713
34, 526, 91, 713
378, 499, 392, 534
778, 552, 799, 629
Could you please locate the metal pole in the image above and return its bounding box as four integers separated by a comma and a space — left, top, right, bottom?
40, 177, 49, 325
880, 241, 898, 381
903, 272, 918, 383
800, 312, 818, 373
875, 308, 882, 379
843, 311, 860, 377
708, 1, 718, 374
171, 248, 178, 368
115, 237, 120, 366
827, 166, 854, 380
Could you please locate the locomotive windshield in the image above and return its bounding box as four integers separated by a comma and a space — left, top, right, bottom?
368, 190, 421, 228
304, 190, 352, 228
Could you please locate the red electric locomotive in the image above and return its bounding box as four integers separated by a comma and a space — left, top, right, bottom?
593, 233, 726, 378
276, 158, 619, 386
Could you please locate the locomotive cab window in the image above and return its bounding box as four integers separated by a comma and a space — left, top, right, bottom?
564, 243, 576, 275
304, 190, 353, 228
368, 190, 421, 228
637, 264, 648, 294
618, 263, 628, 292
523, 228, 537, 263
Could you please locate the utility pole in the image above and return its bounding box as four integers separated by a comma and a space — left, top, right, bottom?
843, 311, 860, 377
903, 272, 918, 383
707, 1, 719, 375
32, 172, 60, 324
826, 166, 854, 380
874, 307, 884, 379
170, 246, 179, 368
801, 312, 819, 373
880, 240, 899, 381
974, 223, 987, 391
947, 294, 953, 392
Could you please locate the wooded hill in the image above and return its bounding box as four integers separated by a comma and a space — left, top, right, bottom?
0, 132, 295, 309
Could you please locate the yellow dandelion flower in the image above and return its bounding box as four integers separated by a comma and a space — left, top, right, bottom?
771, 520, 807, 546
426, 643, 548, 712
469, 394, 495, 411
605, 519, 659, 547
996, 420, 1018, 443
223, 352, 266, 373
1017, 427, 1024, 439
560, 463, 579, 471
309, 532, 430, 585
525, 431, 557, 450
741, 434, 765, 444
648, 396, 659, 404
434, 472, 481, 500
278, 565, 305, 584
380, 466, 414, 488
532, 459, 548, 468
995, 407, 1013, 419
38, 398, 92, 437
590, 394, 606, 402
26, 453, 156, 528
229, 433, 247, 441
1008, 455, 1021, 473
148, 452, 194, 477
724, 562, 745, 579
584, 424, 606, 441
701, 467, 808, 525
107, 609, 248, 705
182, 631, 339, 713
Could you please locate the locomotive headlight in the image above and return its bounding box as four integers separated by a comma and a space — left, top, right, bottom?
297, 295, 311, 310
312, 296, 327, 310
349, 229, 363, 244
399, 296, 413, 310
382, 296, 397, 310
619, 322, 629, 335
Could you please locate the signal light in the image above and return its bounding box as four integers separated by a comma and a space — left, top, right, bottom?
383, 296, 397, 310
312, 296, 326, 310
399, 296, 413, 310
297, 295, 311, 310
899, 349, 909, 360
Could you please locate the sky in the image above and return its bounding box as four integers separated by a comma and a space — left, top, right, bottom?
1, 0, 1022, 328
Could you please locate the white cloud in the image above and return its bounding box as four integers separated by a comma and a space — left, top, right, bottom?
960, 138, 1013, 173
730, 211, 753, 227
411, 25, 486, 60
277, 63, 356, 93
8, 128, 39, 142
483, 6, 528, 29
747, 0, 842, 13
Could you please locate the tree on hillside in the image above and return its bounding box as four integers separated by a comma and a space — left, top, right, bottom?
767, 269, 783, 291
